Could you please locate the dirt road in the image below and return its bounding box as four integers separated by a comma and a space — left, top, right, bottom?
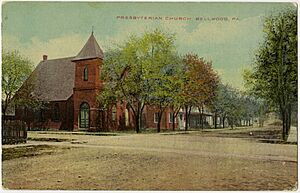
2, 127, 297, 190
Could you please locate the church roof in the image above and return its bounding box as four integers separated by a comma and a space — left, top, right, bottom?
72, 33, 104, 61
28, 57, 76, 102
16, 33, 104, 102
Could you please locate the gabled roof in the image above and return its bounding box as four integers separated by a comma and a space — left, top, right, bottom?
16, 33, 104, 102
29, 57, 76, 101
72, 33, 104, 61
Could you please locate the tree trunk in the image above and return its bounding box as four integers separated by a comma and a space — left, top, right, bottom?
157, 111, 163, 133
156, 105, 166, 133
214, 112, 217, 129
3, 105, 7, 118
172, 108, 180, 131
135, 114, 140, 133
172, 114, 176, 131
135, 105, 140, 133
222, 116, 226, 128
282, 110, 286, 141
185, 105, 188, 131
282, 106, 291, 141
200, 112, 202, 129
3, 97, 9, 118
286, 104, 292, 136
2, 103, 7, 131
201, 106, 204, 129
26, 121, 31, 131
230, 118, 234, 129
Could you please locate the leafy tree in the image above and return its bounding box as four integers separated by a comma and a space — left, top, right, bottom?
240, 95, 255, 126
221, 86, 239, 129
244, 9, 297, 140
256, 99, 269, 127
211, 84, 227, 128
169, 64, 186, 131
213, 83, 267, 129
100, 40, 150, 133
2, 50, 33, 117
212, 84, 243, 129
149, 56, 183, 133
182, 54, 219, 130
234, 93, 261, 127
99, 29, 178, 133
137, 30, 180, 133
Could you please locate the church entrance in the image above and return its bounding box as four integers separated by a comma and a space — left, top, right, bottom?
79, 102, 89, 128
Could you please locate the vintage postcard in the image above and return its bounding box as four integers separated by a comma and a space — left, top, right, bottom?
1, 1, 298, 191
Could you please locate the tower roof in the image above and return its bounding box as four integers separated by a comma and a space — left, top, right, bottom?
72, 33, 104, 61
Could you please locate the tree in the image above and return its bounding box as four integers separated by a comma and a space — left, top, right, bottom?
244, 9, 297, 140
149, 56, 183, 133
137, 30, 180, 133
212, 84, 244, 129
256, 99, 269, 127
99, 29, 178, 133
2, 50, 33, 117
169, 63, 185, 131
220, 85, 239, 129
182, 54, 219, 130
211, 84, 228, 128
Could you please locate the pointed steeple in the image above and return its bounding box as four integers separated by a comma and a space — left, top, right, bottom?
72, 32, 104, 61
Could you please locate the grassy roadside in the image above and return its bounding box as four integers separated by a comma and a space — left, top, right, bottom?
2, 145, 77, 161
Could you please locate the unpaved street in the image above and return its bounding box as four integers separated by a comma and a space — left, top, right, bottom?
2, 127, 297, 190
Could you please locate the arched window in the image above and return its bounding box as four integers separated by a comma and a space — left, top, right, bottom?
35, 108, 46, 122
125, 109, 129, 126
52, 103, 60, 122
83, 66, 88, 81
80, 102, 89, 128
112, 106, 117, 121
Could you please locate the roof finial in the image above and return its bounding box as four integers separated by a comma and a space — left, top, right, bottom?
92, 26, 94, 35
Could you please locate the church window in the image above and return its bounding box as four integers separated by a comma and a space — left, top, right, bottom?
169, 112, 177, 123
35, 108, 46, 122
112, 106, 117, 121
84, 66, 88, 81
125, 109, 129, 126
154, 113, 159, 123
80, 102, 89, 128
52, 103, 60, 122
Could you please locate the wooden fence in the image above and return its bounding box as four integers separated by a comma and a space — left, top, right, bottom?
2, 120, 27, 144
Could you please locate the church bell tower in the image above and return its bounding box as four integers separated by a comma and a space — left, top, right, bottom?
72, 32, 104, 131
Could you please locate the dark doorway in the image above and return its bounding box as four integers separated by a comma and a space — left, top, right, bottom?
79, 102, 89, 128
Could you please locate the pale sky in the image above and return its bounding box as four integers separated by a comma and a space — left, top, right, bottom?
2, 2, 296, 89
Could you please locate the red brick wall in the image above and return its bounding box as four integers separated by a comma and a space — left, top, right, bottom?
95, 103, 135, 131
143, 105, 178, 130
15, 97, 73, 130
44, 99, 73, 130
73, 58, 103, 131
73, 58, 102, 90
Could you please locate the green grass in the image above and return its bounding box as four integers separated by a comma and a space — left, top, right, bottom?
27, 137, 75, 142
33, 131, 120, 136
2, 145, 56, 161
2, 145, 76, 161
258, 139, 297, 145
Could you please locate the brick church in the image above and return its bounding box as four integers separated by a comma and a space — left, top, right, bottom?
15, 33, 179, 131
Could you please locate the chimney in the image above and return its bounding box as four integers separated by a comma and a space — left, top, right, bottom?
43, 55, 48, 61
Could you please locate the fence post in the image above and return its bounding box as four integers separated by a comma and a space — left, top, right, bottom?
2, 119, 27, 145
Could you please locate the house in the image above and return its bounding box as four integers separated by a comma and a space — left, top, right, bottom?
14, 32, 181, 131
